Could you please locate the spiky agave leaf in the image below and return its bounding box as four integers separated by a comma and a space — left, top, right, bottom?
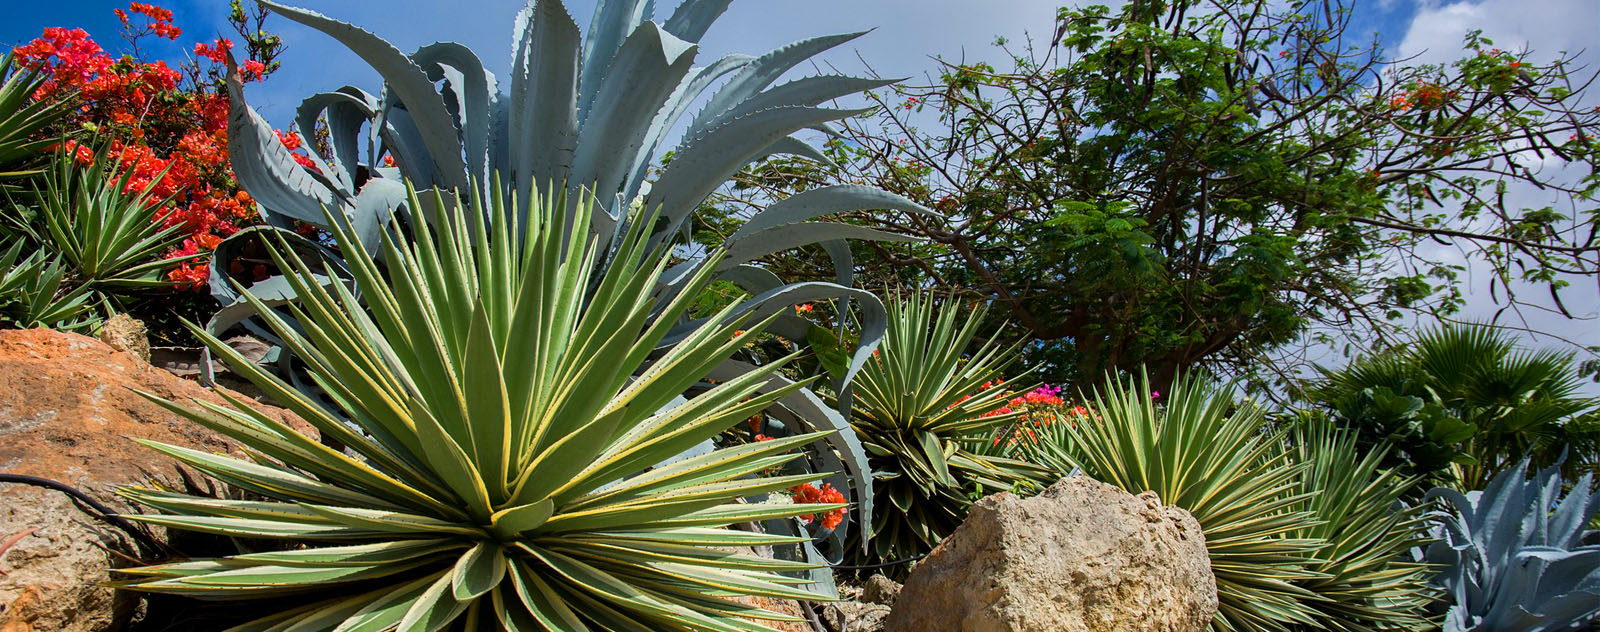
118, 184, 848, 631
210, 0, 939, 555
1425, 460, 1600, 632
1289, 418, 1438, 631
26, 146, 191, 291
844, 294, 1050, 569
0, 53, 72, 187
1024, 371, 1326, 632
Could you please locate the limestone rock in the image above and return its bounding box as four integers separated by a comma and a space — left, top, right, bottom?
861, 574, 901, 606
94, 315, 149, 364
885, 475, 1217, 632
0, 328, 308, 632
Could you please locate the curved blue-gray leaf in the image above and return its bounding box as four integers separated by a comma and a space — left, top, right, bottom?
708, 359, 874, 551
260, 1, 469, 192
649, 106, 870, 236
684, 31, 870, 143
750, 135, 834, 168
720, 222, 915, 272
414, 42, 497, 189
730, 75, 897, 120
224, 52, 341, 227
731, 185, 937, 241
578, 0, 654, 119
623, 53, 754, 202
569, 22, 696, 213
295, 88, 379, 193
662, 0, 732, 43
507, 0, 580, 198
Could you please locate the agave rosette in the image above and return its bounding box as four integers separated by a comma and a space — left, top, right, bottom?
116, 184, 859, 631
846, 294, 1049, 566
1024, 372, 1326, 632
209, 0, 939, 557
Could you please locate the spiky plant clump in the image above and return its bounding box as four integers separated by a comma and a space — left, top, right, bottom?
212, 0, 943, 560
115, 185, 849, 631
846, 294, 1049, 568
1288, 418, 1439, 631
1426, 460, 1600, 632
1024, 371, 1325, 632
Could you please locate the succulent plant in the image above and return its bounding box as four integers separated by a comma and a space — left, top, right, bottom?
210, 0, 934, 562
843, 294, 1049, 569
1288, 418, 1438, 631
1024, 371, 1325, 632
1426, 459, 1600, 632
117, 185, 855, 630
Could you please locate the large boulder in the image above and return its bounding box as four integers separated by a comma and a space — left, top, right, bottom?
885, 475, 1217, 632
0, 328, 305, 632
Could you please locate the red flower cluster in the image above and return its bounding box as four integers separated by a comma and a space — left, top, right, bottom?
117, 3, 181, 39
788, 483, 847, 530
14, 3, 278, 290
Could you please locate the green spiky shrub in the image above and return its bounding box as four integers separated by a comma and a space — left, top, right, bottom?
115, 185, 852, 631
0, 53, 69, 189
1, 147, 189, 331
211, 0, 941, 561
1024, 372, 1324, 632
846, 294, 1049, 569
1287, 418, 1439, 631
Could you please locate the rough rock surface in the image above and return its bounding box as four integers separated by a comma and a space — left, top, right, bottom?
885, 475, 1217, 632
0, 328, 306, 632
95, 315, 149, 364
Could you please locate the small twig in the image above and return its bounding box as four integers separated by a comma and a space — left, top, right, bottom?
0, 529, 36, 575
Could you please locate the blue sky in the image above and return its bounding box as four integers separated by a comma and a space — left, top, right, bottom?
4, 1, 1428, 124
5, 0, 1599, 368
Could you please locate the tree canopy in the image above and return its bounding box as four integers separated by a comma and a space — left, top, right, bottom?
708, 0, 1600, 389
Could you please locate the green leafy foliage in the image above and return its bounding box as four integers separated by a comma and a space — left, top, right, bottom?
0, 240, 96, 331
1308, 323, 1600, 490
729, 0, 1600, 391
1023, 372, 1323, 632
1, 147, 188, 332
1425, 460, 1600, 631
844, 294, 1048, 570
117, 185, 848, 631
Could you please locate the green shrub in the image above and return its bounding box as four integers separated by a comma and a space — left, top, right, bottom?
115, 187, 848, 631
1288, 418, 1438, 631
845, 294, 1049, 568
1024, 372, 1323, 632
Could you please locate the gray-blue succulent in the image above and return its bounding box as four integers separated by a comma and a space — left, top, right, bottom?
1425, 460, 1600, 631
211, 0, 928, 579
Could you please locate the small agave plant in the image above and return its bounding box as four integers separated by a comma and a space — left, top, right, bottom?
1426, 459, 1600, 632
117, 186, 854, 630
209, 0, 935, 562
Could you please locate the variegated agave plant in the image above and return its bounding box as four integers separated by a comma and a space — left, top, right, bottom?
118, 185, 855, 630
211, 0, 934, 561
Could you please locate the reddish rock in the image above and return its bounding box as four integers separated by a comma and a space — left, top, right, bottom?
0, 328, 308, 632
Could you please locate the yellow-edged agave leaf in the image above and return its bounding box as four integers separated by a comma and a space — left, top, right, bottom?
118, 183, 848, 630
1023, 371, 1328, 632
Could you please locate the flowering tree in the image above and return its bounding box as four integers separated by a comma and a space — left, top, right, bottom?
12, 2, 284, 294
717, 0, 1600, 391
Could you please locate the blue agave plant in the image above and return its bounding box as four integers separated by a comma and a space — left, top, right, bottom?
209, 0, 931, 578
1425, 460, 1600, 631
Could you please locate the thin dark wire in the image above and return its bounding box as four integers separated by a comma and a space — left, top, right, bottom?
0, 473, 166, 557
830, 554, 926, 571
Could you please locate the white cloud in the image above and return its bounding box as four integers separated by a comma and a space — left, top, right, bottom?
1399, 0, 1598, 65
